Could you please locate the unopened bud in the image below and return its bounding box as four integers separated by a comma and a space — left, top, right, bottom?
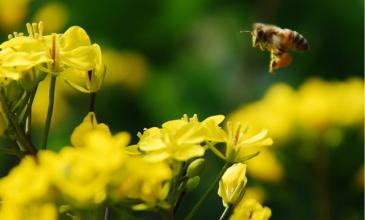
187, 158, 205, 177
186, 176, 200, 192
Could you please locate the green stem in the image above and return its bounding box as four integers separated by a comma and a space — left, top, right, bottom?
0, 89, 37, 155
41, 76, 56, 150
184, 162, 230, 220
89, 92, 96, 112
24, 86, 38, 137
103, 206, 109, 220
219, 204, 232, 220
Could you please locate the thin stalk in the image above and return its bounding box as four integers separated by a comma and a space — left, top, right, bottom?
103, 206, 109, 220
89, 92, 96, 112
24, 86, 38, 137
219, 204, 232, 220
0, 89, 37, 155
41, 76, 56, 150
184, 162, 230, 220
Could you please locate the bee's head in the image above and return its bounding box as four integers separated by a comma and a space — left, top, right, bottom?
252, 23, 265, 47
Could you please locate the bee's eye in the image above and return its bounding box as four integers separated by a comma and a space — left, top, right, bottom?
257, 30, 264, 38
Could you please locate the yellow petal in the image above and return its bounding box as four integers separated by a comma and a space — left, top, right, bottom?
60, 26, 91, 51
60, 45, 98, 70
173, 144, 205, 161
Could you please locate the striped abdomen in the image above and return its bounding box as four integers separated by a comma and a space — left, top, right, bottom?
290, 30, 309, 51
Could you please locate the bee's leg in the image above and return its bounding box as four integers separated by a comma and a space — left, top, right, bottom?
270, 51, 292, 72
259, 44, 264, 51
269, 52, 280, 72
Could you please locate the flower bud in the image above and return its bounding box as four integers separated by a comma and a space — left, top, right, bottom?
187, 158, 205, 177
185, 176, 200, 192
218, 163, 247, 207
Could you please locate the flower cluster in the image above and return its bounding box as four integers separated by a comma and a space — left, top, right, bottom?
0, 22, 104, 92
0, 112, 273, 219
0, 22, 273, 220
0, 113, 172, 219
229, 78, 364, 182
229, 78, 363, 140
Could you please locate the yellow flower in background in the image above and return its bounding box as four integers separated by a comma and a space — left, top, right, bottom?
102, 49, 148, 90
297, 78, 364, 130
229, 83, 296, 141
0, 156, 50, 204
33, 2, 69, 33
31, 75, 71, 127
246, 150, 283, 183
39, 113, 130, 204
138, 116, 206, 162
229, 77, 364, 140
224, 122, 273, 163
228, 77, 363, 185
0, 201, 57, 220
241, 187, 266, 204
39, 130, 129, 204
0, 156, 56, 220
230, 199, 271, 220
218, 163, 247, 207
0, 0, 29, 31
70, 112, 111, 148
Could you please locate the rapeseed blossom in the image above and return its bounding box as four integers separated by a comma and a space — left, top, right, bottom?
218, 163, 247, 207
0, 22, 104, 92
0, 21, 275, 220
137, 116, 207, 162
230, 199, 272, 220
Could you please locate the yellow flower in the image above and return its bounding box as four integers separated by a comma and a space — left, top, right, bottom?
230, 199, 272, 220
111, 158, 172, 206
70, 112, 111, 148
229, 78, 364, 140
63, 44, 105, 93
229, 83, 296, 141
297, 78, 364, 129
0, 23, 104, 92
38, 113, 130, 204
0, 156, 50, 204
39, 131, 128, 204
246, 150, 283, 183
182, 114, 226, 142
102, 49, 148, 90
0, 156, 56, 220
31, 75, 71, 127
138, 116, 206, 162
241, 187, 266, 204
218, 163, 247, 207
32, 2, 68, 33
224, 122, 273, 163
0, 0, 29, 30
0, 201, 57, 220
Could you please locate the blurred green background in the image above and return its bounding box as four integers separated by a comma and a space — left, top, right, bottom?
0, 0, 363, 219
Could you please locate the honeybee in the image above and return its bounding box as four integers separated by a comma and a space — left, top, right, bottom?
249, 22, 309, 72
